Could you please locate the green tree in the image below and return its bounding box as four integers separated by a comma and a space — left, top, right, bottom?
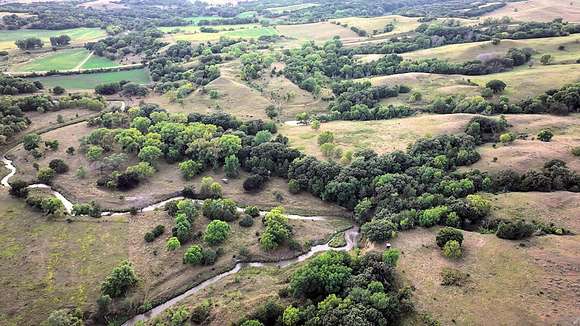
296, 112, 309, 124
138, 145, 162, 164
224, 155, 240, 178
540, 54, 553, 65
87, 145, 104, 161
41, 197, 64, 216
254, 130, 272, 145
204, 220, 230, 245
131, 116, 152, 133
383, 249, 400, 267
23, 133, 41, 151
436, 227, 464, 248
126, 162, 156, 179
318, 131, 334, 145
485, 79, 507, 93
101, 260, 139, 298
166, 237, 181, 251
311, 119, 320, 130
442, 240, 462, 259
179, 160, 203, 180
282, 306, 300, 326
241, 321, 264, 326
218, 134, 242, 157
47, 309, 83, 326
37, 167, 56, 184
183, 245, 204, 265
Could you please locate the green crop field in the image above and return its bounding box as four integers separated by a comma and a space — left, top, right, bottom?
163, 25, 279, 42
12, 48, 117, 72
31, 69, 151, 89
0, 27, 106, 51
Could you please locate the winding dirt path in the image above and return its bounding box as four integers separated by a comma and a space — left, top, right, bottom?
74, 51, 94, 70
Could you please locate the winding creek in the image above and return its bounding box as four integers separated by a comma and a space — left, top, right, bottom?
1, 155, 360, 325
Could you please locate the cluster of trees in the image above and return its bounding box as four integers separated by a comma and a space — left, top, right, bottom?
49, 35, 70, 47
240, 52, 274, 80
259, 207, 294, 251
491, 160, 579, 193
15, 37, 43, 50
431, 82, 580, 115
351, 18, 580, 56
0, 75, 41, 95
86, 29, 165, 61
240, 249, 411, 325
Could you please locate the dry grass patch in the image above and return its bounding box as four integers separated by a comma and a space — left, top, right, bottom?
276, 22, 361, 44
483, 0, 580, 23
392, 228, 580, 325
331, 15, 422, 37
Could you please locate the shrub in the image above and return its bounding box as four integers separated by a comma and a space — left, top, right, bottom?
145, 225, 165, 242
361, 219, 397, 242
179, 160, 203, 180
440, 267, 468, 286
318, 131, 334, 145
244, 205, 260, 217
239, 215, 254, 227
100, 260, 138, 298
485, 80, 506, 93
419, 206, 449, 227
383, 249, 400, 267
52, 86, 65, 95
499, 132, 515, 144
243, 174, 267, 192
436, 227, 464, 248
496, 220, 536, 240
37, 167, 56, 184
537, 129, 553, 142
47, 309, 83, 326
48, 159, 69, 174
204, 220, 230, 245
288, 179, 300, 194
442, 240, 462, 259
166, 237, 181, 251
572, 146, 580, 157
9, 179, 29, 198
190, 300, 212, 324
183, 245, 204, 265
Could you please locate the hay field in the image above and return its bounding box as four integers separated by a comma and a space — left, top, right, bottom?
0, 28, 106, 51
483, 0, 580, 23
276, 22, 361, 44
30, 69, 151, 89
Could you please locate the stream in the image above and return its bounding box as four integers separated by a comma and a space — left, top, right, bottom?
2, 155, 360, 325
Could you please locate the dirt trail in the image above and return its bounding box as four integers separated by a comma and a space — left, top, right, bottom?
74, 51, 94, 70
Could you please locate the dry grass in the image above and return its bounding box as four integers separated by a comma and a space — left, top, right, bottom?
0, 192, 129, 326
467, 115, 580, 173
275, 22, 361, 44
402, 34, 580, 64
330, 15, 422, 37
391, 228, 580, 325
483, 0, 580, 23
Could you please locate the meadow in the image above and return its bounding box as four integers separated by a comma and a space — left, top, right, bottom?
11, 48, 117, 72
162, 24, 278, 42
30, 69, 151, 89
0, 27, 106, 51
331, 15, 423, 36
266, 3, 319, 14
483, 0, 580, 23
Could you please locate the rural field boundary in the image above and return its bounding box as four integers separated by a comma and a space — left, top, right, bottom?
8, 63, 145, 77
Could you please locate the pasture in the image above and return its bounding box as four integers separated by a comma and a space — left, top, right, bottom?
331, 15, 422, 36
276, 22, 360, 44
266, 3, 319, 14
402, 34, 580, 64
0, 27, 106, 51
30, 69, 151, 89
483, 0, 580, 23
162, 24, 278, 42
11, 48, 117, 72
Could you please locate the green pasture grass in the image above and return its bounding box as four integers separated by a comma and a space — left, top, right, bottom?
31, 69, 151, 89
0, 27, 106, 51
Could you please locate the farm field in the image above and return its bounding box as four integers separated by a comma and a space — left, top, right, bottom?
276, 21, 361, 44
30, 69, 151, 89
266, 3, 319, 14
162, 24, 278, 42
0, 28, 106, 51
11, 48, 117, 72
402, 34, 580, 64
483, 0, 580, 23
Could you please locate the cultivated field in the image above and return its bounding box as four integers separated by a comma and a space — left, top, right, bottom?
11, 48, 117, 72
402, 34, 580, 64
483, 0, 580, 23
30, 69, 151, 89
0, 28, 106, 51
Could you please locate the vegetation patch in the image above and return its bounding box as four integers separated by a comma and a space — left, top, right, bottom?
30, 69, 151, 89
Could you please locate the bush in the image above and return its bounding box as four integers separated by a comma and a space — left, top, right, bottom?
204, 220, 230, 245
361, 219, 397, 242
166, 237, 181, 251
485, 80, 507, 93
9, 179, 29, 198
442, 240, 462, 259
318, 131, 334, 145
383, 249, 400, 267
145, 225, 165, 242
239, 215, 254, 227
435, 227, 464, 248
52, 86, 65, 95
572, 146, 580, 157
47, 309, 83, 326
190, 300, 212, 324
419, 206, 449, 227
243, 174, 267, 192
48, 159, 69, 174
496, 220, 536, 240
440, 267, 468, 286
537, 129, 553, 142
100, 260, 138, 298
499, 132, 515, 144
37, 167, 56, 184
244, 205, 260, 217
183, 245, 204, 265
288, 179, 300, 194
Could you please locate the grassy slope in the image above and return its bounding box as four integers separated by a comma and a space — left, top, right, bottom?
80, 53, 118, 69
0, 28, 106, 51
30, 69, 151, 89
331, 15, 423, 36
266, 3, 318, 14
0, 192, 128, 326
12, 48, 89, 72
402, 34, 580, 63
161, 24, 278, 42
483, 0, 580, 23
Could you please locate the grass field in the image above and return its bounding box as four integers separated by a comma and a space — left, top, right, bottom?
0, 28, 106, 51
276, 22, 360, 44
162, 24, 278, 42
184, 16, 221, 24
237, 11, 257, 18
402, 34, 580, 64
30, 69, 151, 89
0, 192, 128, 326
483, 0, 580, 23
266, 3, 318, 14
331, 15, 422, 36
12, 48, 117, 72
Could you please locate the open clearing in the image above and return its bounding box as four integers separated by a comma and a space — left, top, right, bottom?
276, 22, 361, 44
11, 48, 116, 72
0, 192, 128, 326
161, 24, 279, 42
0, 28, 106, 51
30, 69, 151, 89
483, 0, 580, 23
330, 15, 423, 37
402, 34, 580, 64
392, 227, 580, 325
281, 113, 580, 160
266, 3, 318, 14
